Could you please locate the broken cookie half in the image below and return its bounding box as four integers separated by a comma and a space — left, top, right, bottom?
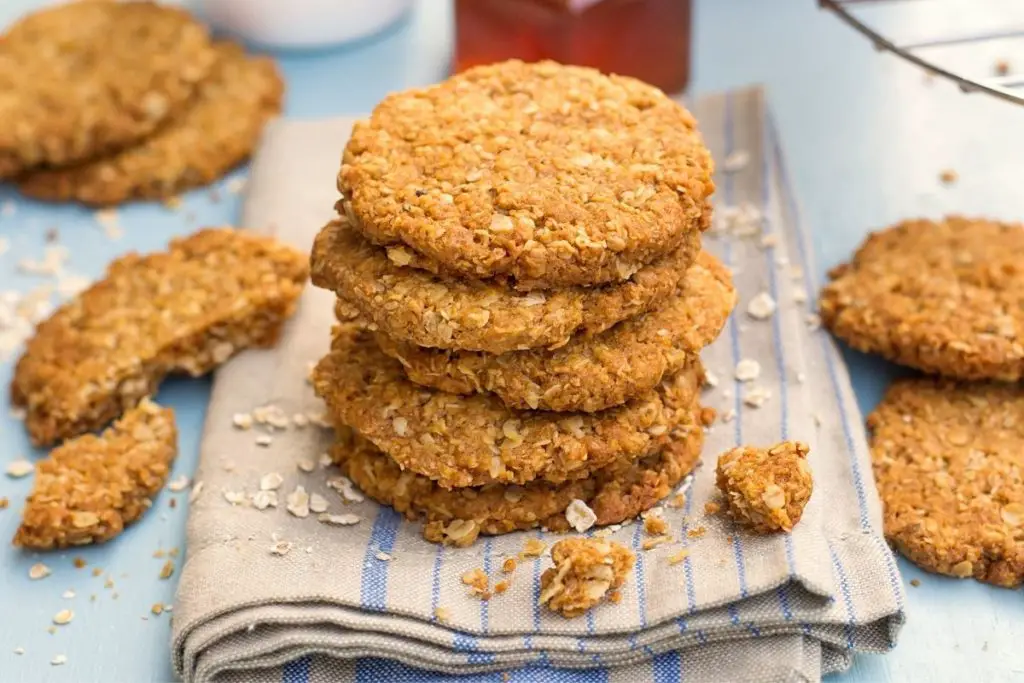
11, 227, 308, 446
14, 399, 178, 550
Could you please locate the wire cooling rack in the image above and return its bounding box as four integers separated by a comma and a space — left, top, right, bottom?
820, 0, 1024, 106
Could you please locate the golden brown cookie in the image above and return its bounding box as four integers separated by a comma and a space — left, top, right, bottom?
14, 399, 177, 550
18, 42, 283, 205
0, 1, 216, 178
540, 538, 636, 618
338, 60, 714, 290
311, 218, 699, 354
12, 228, 308, 447
715, 441, 813, 534
820, 217, 1024, 380
868, 378, 1024, 588
376, 251, 734, 412
330, 406, 703, 545
313, 326, 704, 488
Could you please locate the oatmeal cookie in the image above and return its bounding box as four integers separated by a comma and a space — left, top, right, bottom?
0, 1, 216, 178
313, 326, 703, 488
19, 42, 283, 205
330, 406, 703, 545
14, 399, 177, 550
715, 441, 813, 534
339, 60, 714, 289
868, 379, 1024, 588
820, 216, 1024, 380
540, 538, 636, 618
311, 218, 699, 354
376, 251, 733, 412
12, 228, 308, 446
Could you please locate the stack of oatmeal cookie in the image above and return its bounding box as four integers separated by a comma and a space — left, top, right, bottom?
310, 61, 735, 546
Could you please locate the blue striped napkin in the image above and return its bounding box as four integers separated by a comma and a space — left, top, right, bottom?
171, 86, 905, 683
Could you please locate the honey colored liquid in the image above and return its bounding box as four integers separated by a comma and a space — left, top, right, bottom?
454, 0, 692, 93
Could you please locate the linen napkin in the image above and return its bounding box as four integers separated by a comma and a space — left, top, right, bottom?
171, 86, 905, 683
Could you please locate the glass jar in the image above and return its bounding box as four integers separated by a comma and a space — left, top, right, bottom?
453, 0, 692, 94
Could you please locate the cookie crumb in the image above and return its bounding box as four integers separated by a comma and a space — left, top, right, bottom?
910, 579, 921, 587
318, 512, 360, 526
995, 59, 1011, 76
939, 169, 958, 185
667, 548, 690, 565
151, 603, 165, 615
52, 610, 74, 626
51, 654, 67, 666
494, 580, 510, 595
643, 515, 668, 536
539, 538, 635, 618
502, 558, 518, 574
743, 386, 772, 408
687, 527, 706, 539
704, 501, 721, 515
716, 441, 813, 533
434, 606, 451, 623
746, 292, 777, 320
666, 493, 687, 509
641, 535, 671, 550
29, 563, 51, 580
734, 359, 761, 382
521, 539, 547, 557
462, 568, 490, 599
159, 560, 175, 580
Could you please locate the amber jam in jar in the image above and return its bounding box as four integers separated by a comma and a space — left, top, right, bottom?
454, 0, 692, 93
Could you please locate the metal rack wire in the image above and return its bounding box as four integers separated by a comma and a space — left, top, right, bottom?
820, 0, 1024, 106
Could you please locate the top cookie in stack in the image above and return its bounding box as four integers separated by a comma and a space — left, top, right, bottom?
310, 61, 731, 545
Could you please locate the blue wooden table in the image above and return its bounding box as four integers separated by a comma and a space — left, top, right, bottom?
1, 1, 1022, 681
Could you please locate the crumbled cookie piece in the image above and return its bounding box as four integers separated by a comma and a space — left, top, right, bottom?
340, 60, 713, 289
19, 42, 283, 205
314, 326, 703, 488
716, 441, 813, 534
539, 538, 636, 618
12, 228, 307, 446
819, 216, 1024, 380
13, 399, 177, 549
313, 218, 698, 354
868, 379, 1024, 588
329, 407, 703, 544
0, 1, 216, 178
376, 252, 734, 412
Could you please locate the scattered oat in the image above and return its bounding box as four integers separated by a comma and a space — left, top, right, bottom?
792, 286, 808, 305
223, 490, 246, 505
62, 590, 75, 599
434, 606, 451, 623
232, 412, 253, 430
746, 292, 776, 320
326, 476, 364, 503
502, 557, 518, 574
52, 609, 74, 625
760, 233, 778, 249
5, 459, 33, 478
703, 369, 719, 389
159, 560, 175, 580
292, 413, 309, 428
666, 493, 686, 509
13, 647, 24, 655
189, 481, 205, 503
375, 551, 392, 562
51, 654, 67, 666
522, 538, 547, 557
255, 434, 273, 447
151, 603, 165, 615
270, 540, 292, 556
260, 472, 284, 491
251, 490, 278, 510
805, 313, 821, 331
910, 579, 921, 587
796, 372, 807, 384
667, 549, 690, 566
167, 475, 190, 492
226, 177, 247, 194
743, 386, 772, 408
722, 149, 750, 174
704, 501, 722, 515
296, 458, 316, 473
539, 538, 636, 618
641, 536, 671, 550
462, 568, 490, 598
73, 558, 87, 569
565, 499, 597, 533
309, 493, 329, 514
286, 486, 311, 518
318, 513, 360, 526
28, 563, 52, 580
734, 359, 761, 382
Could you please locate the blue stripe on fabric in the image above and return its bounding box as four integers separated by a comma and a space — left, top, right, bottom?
481, 537, 492, 633
629, 513, 657, 657
829, 543, 857, 650
765, 107, 906, 611
722, 91, 751, 604
359, 507, 402, 611
281, 655, 311, 683
358, 658, 505, 682
429, 543, 444, 622
653, 651, 682, 683
525, 531, 551, 666
776, 584, 794, 621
